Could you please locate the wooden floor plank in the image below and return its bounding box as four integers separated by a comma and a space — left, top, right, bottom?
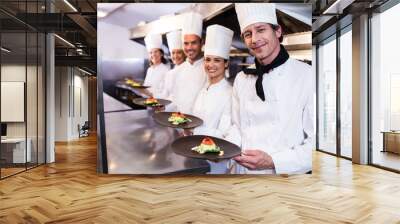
0, 135, 399, 223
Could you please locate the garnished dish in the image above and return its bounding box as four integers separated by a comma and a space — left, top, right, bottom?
125, 78, 141, 87
152, 112, 202, 129
144, 97, 160, 106
170, 135, 241, 160
191, 137, 224, 156
168, 112, 192, 125
132, 97, 171, 107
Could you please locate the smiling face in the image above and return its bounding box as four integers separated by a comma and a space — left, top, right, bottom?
242, 22, 281, 65
204, 55, 227, 83
171, 49, 185, 65
183, 34, 202, 63
149, 48, 162, 65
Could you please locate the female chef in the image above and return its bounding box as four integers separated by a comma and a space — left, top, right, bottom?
189, 24, 235, 174
159, 30, 186, 100
143, 33, 170, 98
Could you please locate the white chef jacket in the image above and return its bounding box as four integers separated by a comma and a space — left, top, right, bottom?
158, 63, 184, 100
191, 78, 233, 174
192, 78, 233, 138
230, 58, 314, 175
168, 58, 207, 114
143, 63, 170, 98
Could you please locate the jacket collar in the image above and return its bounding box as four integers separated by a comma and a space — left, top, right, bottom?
186, 57, 204, 67
206, 78, 229, 91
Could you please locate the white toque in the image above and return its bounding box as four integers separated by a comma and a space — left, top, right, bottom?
144, 33, 162, 52
235, 3, 278, 33
181, 12, 203, 38
166, 30, 182, 53
204, 24, 233, 60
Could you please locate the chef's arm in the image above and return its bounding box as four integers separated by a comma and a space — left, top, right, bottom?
224, 85, 241, 147
140, 89, 153, 98
193, 99, 232, 138
270, 92, 315, 174
164, 101, 177, 112
140, 71, 154, 98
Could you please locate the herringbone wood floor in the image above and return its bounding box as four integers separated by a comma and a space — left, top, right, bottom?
0, 135, 400, 224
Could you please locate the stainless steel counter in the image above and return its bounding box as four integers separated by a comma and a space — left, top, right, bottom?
104, 109, 210, 174
103, 93, 132, 113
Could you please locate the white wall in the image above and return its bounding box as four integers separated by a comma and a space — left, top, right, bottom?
1, 65, 29, 138
55, 67, 89, 141
71, 74, 89, 138
1, 64, 46, 164
55, 66, 69, 141
98, 21, 148, 60
288, 50, 312, 61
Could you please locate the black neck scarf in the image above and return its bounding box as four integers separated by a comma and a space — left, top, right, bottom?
243, 44, 289, 101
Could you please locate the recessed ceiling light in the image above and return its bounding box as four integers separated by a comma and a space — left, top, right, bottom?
63, 0, 78, 12
78, 67, 92, 76
54, 34, 75, 48
1, 47, 11, 53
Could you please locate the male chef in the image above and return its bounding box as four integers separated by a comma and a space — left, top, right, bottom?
230, 3, 314, 174
170, 12, 207, 114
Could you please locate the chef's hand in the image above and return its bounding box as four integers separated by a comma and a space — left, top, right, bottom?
233, 150, 274, 170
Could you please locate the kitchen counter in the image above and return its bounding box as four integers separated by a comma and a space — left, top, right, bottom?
103, 93, 132, 113
104, 109, 210, 174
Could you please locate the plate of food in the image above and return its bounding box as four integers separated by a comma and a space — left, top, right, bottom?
124, 78, 150, 89
132, 97, 171, 107
153, 112, 203, 129
171, 135, 241, 160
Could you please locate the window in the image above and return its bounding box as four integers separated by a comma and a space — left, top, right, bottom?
318, 35, 337, 154
370, 2, 400, 171
339, 27, 352, 158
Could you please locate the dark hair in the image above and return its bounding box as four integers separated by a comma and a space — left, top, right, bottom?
149, 49, 168, 66
241, 23, 283, 43
224, 59, 229, 69
271, 24, 283, 43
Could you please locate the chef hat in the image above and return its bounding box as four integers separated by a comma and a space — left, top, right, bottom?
144, 33, 162, 52
166, 30, 182, 53
204, 25, 233, 60
181, 12, 203, 38
235, 3, 278, 33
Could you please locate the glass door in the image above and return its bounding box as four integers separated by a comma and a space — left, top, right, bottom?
339, 26, 352, 159
317, 35, 337, 155
370, 2, 400, 171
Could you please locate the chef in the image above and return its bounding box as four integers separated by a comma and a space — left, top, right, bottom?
159, 30, 186, 101
188, 24, 234, 174
170, 12, 207, 114
230, 3, 314, 174
142, 33, 170, 98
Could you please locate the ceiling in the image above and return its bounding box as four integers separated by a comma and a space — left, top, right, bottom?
0, 0, 101, 74
126, 3, 312, 54
311, 0, 390, 43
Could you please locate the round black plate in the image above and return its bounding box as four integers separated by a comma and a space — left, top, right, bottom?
129, 85, 150, 89
153, 112, 203, 129
171, 135, 241, 160
116, 82, 150, 90
132, 97, 171, 107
